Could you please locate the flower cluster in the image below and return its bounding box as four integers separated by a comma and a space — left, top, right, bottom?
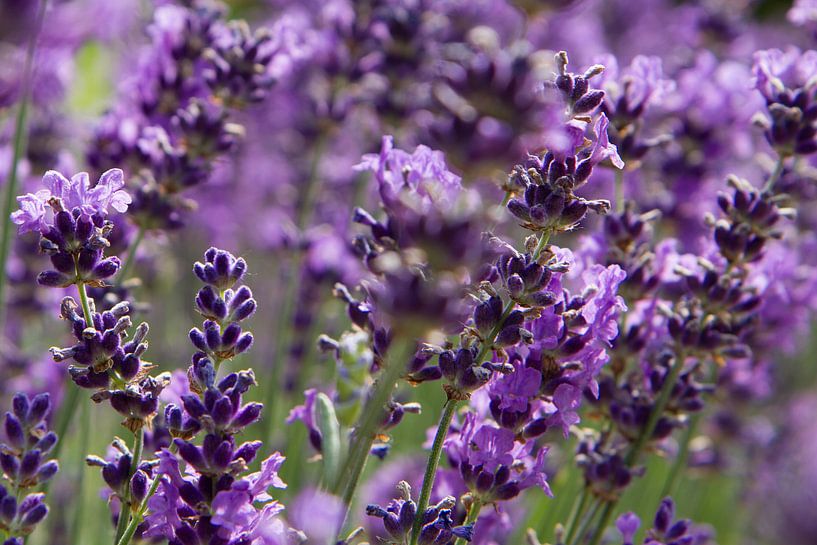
0, 394, 58, 542
4, 2, 817, 545
189, 248, 256, 372
11, 169, 129, 287
140, 248, 285, 543
88, 1, 278, 231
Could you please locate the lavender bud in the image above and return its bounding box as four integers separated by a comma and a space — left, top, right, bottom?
130, 470, 149, 504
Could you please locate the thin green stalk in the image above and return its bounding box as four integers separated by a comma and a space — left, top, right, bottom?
659, 412, 700, 498
409, 229, 554, 545
116, 443, 178, 545
114, 430, 144, 543
0, 0, 48, 333
265, 135, 327, 440
563, 486, 590, 545
69, 401, 90, 545
625, 351, 685, 466
77, 282, 94, 327
762, 155, 786, 193
333, 341, 411, 517
582, 351, 687, 545
585, 501, 615, 545
116, 227, 145, 284
569, 497, 603, 545
409, 398, 461, 545
47, 384, 80, 468
454, 499, 483, 545
614, 169, 625, 213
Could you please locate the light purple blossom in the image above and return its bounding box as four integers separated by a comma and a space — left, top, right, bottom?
589, 114, 625, 170
488, 361, 541, 414
616, 512, 640, 545
142, 479, 182, 539
246, 452, 288, 502
354, 135, 462, 211
752, 48, 817, 102
10, 168, 131, 233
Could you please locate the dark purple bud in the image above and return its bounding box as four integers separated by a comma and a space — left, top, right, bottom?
181, 395, 207, 419
507, 275, 525, 298
212, 440, 233, 470
36, 461, 58, 483
11, 395, 29, 423
102, 462, 124, 490
507, 199, 530, 221
438, 351, 456, 380
474, 301, 497, 334
20, 450, 41, 478
232, 299, 256, 322
0, 454, 20, 482
475, 471, 494, 492
4, 414, 24, 450
35, 432, 57, 454
205, 324, 222, 350
235, 332, 253, 354
233, 441, 263, 464
130, 470, 149, 503
91, 257, 121, 280
232, 403, 263, 429
654, 498, 674, 533
573, 90, 604, 114
189, 328, 208, 352
221, 323, 242, 348
37, 270, 72, 288
0, 495, 16, 523
211, 397, 234, 427
20, 502, 47, 527
176, 441, 206, 471
409, 366, 443, 383
495, 326, 521, 347
50, 252, 75, 275
493, 482, 521, 500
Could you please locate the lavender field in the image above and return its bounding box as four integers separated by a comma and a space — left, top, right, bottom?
0, 0, 816, 544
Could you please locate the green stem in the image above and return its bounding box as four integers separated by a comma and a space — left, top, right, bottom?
659, 413, 700, 499
409, 398, 461, 545
115, 443, 178, 545
265, 135, 327, 441
114, 430, 144, 544
116, 227, 145, 284
48, 385, 80, 466
534, 231, 552, 261
454, 499, 484, 545
69, 401, 90, 545
563, 486, 590, 545
762, 155, 786, 193
569, 497, 602, 545
582, 351, 686, 545
625, 350, 685, 466
77, 282, 94, 327
409, 230, 555, 545
614, 169, 625, 213
333, 341, 411, 517
0, 0, 47, 333
585, 501, 615, 545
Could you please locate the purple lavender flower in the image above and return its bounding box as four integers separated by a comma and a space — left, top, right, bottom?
10, 169, 130, 234
752, 48, 817, 156
355, 135, 463, 213
189, 248, 256, 369
366, 481, 473, 545
0, 393, 58, 540
444, 412, 551, 503
616, 512, 640, 545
